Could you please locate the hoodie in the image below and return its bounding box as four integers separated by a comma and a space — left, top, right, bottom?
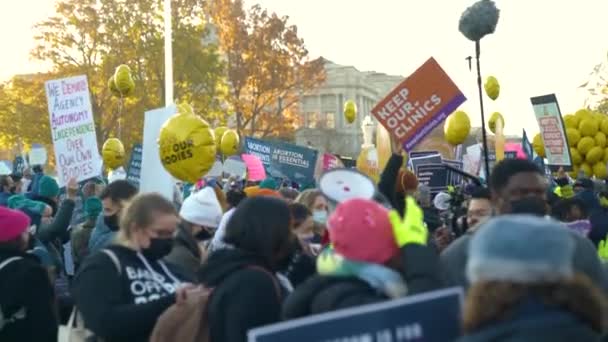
198, 249, 283, 342
72, 245, 190, 342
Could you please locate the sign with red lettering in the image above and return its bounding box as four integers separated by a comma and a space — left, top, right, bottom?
531, 94, 572, 171
371, 58, 466, 151
45, 75, 102, 186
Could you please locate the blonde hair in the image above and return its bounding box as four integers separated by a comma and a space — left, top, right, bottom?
295, 189, 323, 211
116, 193, 177, 243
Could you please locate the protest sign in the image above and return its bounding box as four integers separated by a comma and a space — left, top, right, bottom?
223, 156, 247, 177
522, 129, 534, 161
443, 159, 464, 185
322, 153, 344, 171
249, 287, 463, 342
29, 144, 48, 166
126, 144, 143, 187
0, 161, 11, 175
415, 164, 449, 193
140, 106, 176, 200
371, 58, 466, 151
45, 75, 102, 186
12, 156, 26, 175
205, 158, 224, 178
531, 94, 572, 171
242, 154, 267, 181
244, 137, 318, 184
409, 151, 442, 173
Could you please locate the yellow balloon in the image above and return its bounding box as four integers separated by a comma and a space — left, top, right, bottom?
604, 147, 608, 162
563, 114, 579, 129
220, 130, 240, 156
532, 133, 545, 158
114, 64, 134, 96
444, 110, 471, 146
566, 128, 580, 147
344, 100, 357, 124
595, 131, 607, 148
488, 112, 504, 134
570, 147, 582, 165
102, 138, 125, 170
575, 109, 593, 122
601, 118, 608, 136
579, 118, 599, 137
586, 146, 604, 164
484, 76, 500, 101
356, 146, 379, 183
108, 77, 121, 97
581, 162, 593, 177
577, 136, 595, 155
158, 107, 216, 183
214, 126, 228, 153
594, 162, 607, 179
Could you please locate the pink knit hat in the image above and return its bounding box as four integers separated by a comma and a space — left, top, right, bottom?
0, 207, 31, 242
328, 198, 400, 264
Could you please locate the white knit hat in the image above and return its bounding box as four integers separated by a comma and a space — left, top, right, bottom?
179, 187, 223, 228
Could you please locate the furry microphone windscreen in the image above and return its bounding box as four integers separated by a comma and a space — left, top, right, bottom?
459, 0, 500, 42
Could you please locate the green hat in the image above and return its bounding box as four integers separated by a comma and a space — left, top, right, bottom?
259, 178, 277, 190
7, 194, 47, 216
84, 197, 103, 219
38, 176, 60, 198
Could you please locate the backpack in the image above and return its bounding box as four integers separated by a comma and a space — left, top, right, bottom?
0, 257, 26, 331
149, 265, 281, 342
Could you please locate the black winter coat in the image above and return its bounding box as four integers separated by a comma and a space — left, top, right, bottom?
198, 248, 283, 342
282, 244, 442, 319
0, 248, 57, 342
164, 224, 202, 279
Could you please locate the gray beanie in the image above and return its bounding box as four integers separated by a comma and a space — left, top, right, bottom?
467, 215, 575, 284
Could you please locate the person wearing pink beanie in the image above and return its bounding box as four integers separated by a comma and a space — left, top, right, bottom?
0, 207, 58, 342
283, 197, 442, 319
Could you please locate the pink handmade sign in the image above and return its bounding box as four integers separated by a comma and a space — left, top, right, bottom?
242, 154, 266, 181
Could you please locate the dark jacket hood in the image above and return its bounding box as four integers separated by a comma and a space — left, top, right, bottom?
175, 224, 201, 259
576, 190, 600, 212
198, 248, 270, 286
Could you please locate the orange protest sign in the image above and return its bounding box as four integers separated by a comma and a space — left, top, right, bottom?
371, 58, 466, 151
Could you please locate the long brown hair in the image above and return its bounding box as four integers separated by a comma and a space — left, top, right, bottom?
295, 189, 323, 211
463, 275, 606, 334
117, 193, 177, 241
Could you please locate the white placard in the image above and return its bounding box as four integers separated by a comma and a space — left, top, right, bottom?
29, 145, 48, 166
140, 106, 176, 200
223, 158, 246, 177
205, 160, 224, 178
45, 75, 102, 187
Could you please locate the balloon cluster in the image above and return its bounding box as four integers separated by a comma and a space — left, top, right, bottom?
108, 65, 135, 98
444, 110, 471, 146
536, 109, 608, 179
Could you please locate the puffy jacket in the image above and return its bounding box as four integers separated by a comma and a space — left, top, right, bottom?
282, 244, 442, 319
198, 248, 283, 342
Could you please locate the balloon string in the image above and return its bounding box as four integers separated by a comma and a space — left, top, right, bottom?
118, 95, 124, 141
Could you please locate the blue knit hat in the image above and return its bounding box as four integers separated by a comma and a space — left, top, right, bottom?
38, 175, 59, 198
259, 178, 277, 190
467, 215, 575, 284
84, 197, 103, 219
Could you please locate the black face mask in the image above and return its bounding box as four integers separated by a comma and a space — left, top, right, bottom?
194, 229, 212, 241
142, 238, 174, 261
510, 197, 547, 217
104, 214, 120, 232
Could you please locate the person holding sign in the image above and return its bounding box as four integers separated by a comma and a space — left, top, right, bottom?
459, 215, 605, 341
283, 197, 441, 319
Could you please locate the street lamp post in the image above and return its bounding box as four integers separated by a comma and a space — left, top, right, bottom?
164, 0, 173, 106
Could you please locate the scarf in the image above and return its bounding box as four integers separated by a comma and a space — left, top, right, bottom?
316, 248, 407, 299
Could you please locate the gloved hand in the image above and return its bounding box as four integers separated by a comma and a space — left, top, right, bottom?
388, 196, 428, 247
598, 235, 608, 263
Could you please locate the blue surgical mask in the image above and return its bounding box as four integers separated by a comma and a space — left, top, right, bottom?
312, 210, 328, 224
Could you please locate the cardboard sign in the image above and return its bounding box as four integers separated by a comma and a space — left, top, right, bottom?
415, 164, 449, 193
244, 137, 318, 183
249, 287, 463, 342
140, 106, 176, 200
371, 58, 466, 151
443, 159, 464, 185
45, 75, 102, 186
29, 144, 48, 166
126, 144, 143, 187
531, 94, 572, 171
